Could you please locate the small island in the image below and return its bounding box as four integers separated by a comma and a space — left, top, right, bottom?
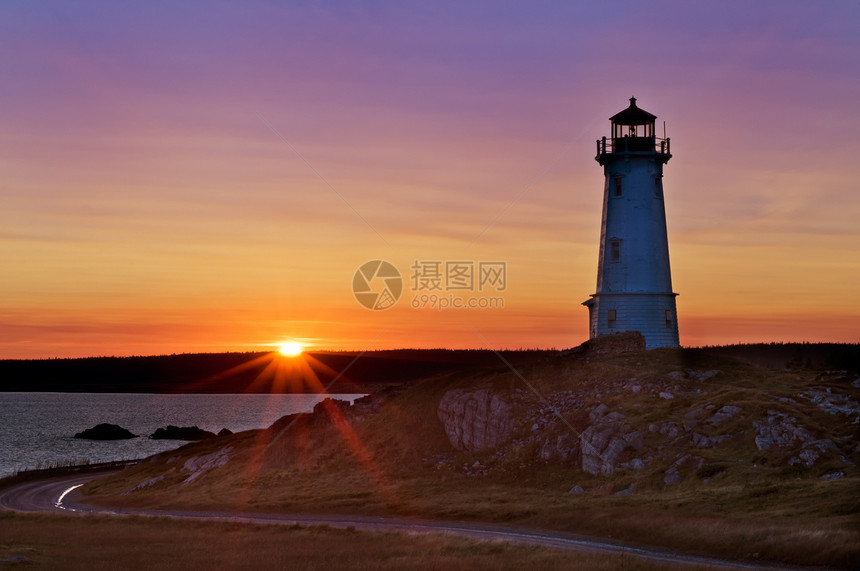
74, 423, 137, 440
149, 425, 216, 441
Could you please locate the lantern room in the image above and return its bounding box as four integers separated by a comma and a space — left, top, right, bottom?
596, 96, 670, 157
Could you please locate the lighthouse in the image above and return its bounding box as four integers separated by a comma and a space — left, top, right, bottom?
582, 97, 680, 348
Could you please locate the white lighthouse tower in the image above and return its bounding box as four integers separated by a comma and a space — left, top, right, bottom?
582, 97, 680, 348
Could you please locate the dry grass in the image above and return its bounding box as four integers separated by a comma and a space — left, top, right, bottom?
0, 511, 721, 571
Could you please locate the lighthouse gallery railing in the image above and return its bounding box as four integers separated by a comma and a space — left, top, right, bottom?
596, 136, 670, 155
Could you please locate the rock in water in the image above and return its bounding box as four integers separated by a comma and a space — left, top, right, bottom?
150, 425, 216, 440
74, 423, 137, 440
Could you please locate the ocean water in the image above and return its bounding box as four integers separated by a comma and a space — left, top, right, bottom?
0, 392, 364, 478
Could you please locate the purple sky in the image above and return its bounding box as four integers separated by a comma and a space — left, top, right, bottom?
2, 1, 858, 357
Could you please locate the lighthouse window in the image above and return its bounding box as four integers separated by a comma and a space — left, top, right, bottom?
608, 310, 617, 322
611, 241, 621, 260
614, 177, 622, 196
654, 177, 663, 198
665, 310, 672, 327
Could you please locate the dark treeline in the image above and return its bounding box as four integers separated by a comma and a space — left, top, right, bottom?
1, 343, 856, 394
699, 342, 860, 373
0, 349, 548, 394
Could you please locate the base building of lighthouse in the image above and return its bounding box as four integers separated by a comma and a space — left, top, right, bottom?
582, 98, 680, 349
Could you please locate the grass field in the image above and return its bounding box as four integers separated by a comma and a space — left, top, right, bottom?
0, 512, 731, 571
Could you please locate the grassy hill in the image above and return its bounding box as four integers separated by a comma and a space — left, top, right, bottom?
69, 340, 860, 567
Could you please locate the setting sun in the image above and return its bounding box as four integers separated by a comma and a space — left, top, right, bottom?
278, 342, 303, 357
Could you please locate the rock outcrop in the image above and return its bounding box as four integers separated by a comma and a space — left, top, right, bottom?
437, 389, 515, 452
800, 389, 860, 419
124, 447, 233, 493
569, 331, 646, 358
74, 423, 137, 440
150, 425, 216, 440
753, 411, 843, 467
753, 413, 814, 451
580, 405, 641, 475
581, 424, 629, 475
123, 475, 165, 494
433, 367, 857, 485
181, 447, 232, 484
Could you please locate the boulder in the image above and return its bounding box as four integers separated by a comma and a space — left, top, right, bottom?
150, 425, 216, 440
581, 420, 629, 476
753, 414, 814, 451
789, 439, 840, 467
74, 423, 137, 440
437, 389, 514, 452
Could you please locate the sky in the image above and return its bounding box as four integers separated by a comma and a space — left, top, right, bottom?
1, 1, 859, 359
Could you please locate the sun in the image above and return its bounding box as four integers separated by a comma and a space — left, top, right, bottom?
278, 342, 303, 357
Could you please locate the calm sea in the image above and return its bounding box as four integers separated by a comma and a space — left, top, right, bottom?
0, 392, 364, 478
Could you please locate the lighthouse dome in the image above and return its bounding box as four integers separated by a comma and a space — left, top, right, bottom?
609, 97, 657, 125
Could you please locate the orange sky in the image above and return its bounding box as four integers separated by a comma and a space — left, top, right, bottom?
1, 2, 858, 358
